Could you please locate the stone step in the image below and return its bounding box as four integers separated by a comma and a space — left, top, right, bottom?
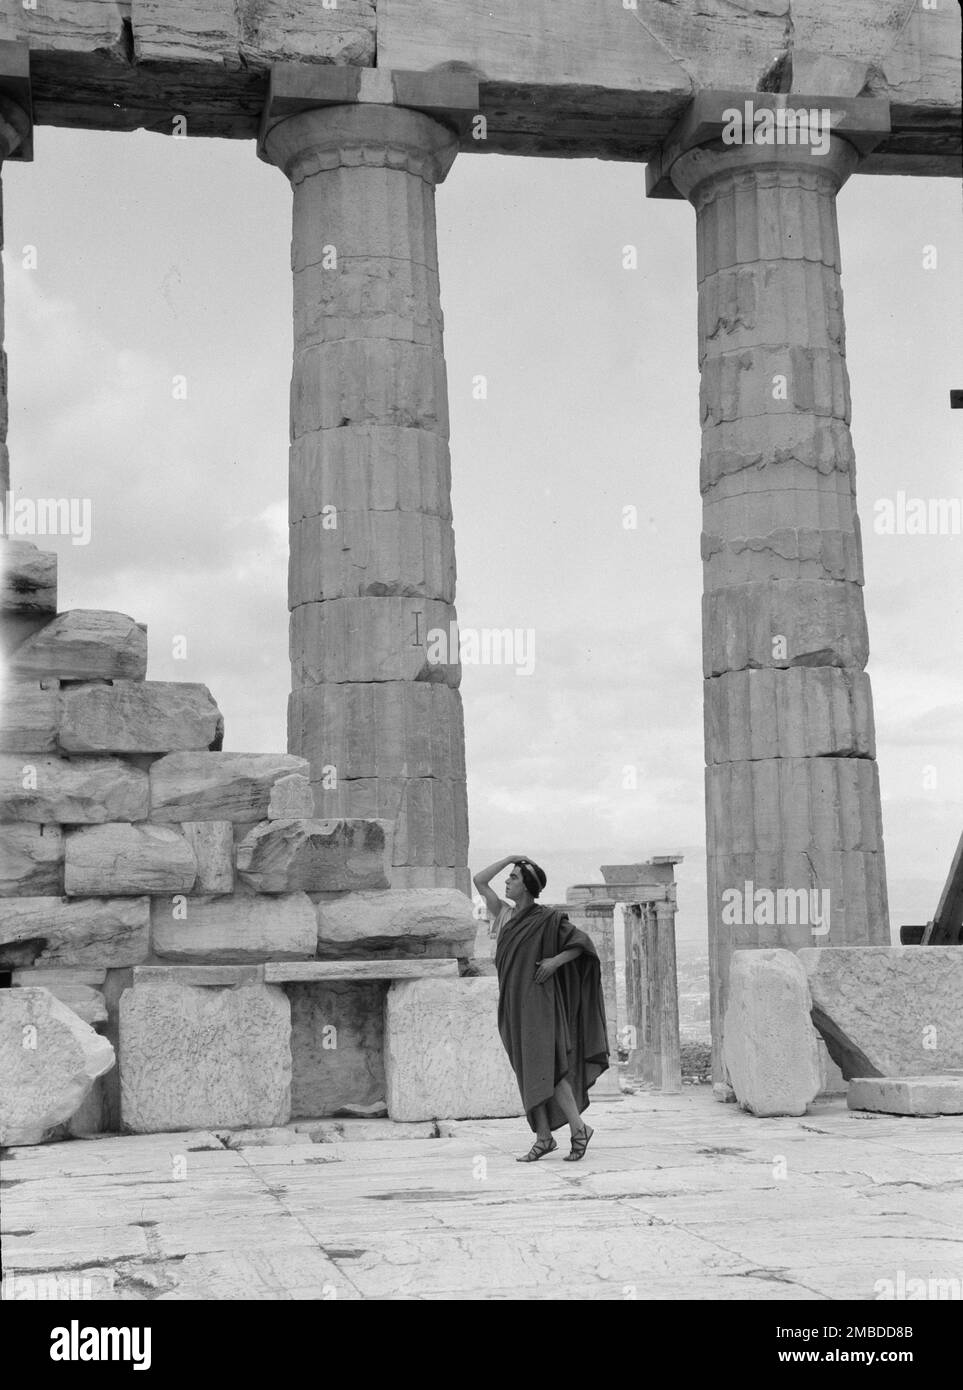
847, 1074, 963, 1116
264, 959, 459, 982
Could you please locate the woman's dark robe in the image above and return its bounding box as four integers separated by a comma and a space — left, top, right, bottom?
494, 904, 609, 1132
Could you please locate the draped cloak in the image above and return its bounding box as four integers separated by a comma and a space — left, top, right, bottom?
494, 904, 610, 1133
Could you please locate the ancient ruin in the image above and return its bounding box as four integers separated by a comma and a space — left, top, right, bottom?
0, 3, 961, 1140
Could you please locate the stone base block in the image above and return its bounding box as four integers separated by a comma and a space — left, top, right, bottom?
0, 754, 149, 824
120, 982, 291, 1133
315, 887, 475, 958
798, 946, 963, 1078
384, 977, 523, 1121
150, 892, 316, 962
288, 981, 386, 1118
0, 987, 115, 1145
59, 680, 223, 754
722, 949, 820, 1117
65, 823, 197, 895
848, 1075, 963, 1116
0, 895, 150, 969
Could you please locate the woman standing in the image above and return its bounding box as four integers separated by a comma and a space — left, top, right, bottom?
473, 854, 609, 1162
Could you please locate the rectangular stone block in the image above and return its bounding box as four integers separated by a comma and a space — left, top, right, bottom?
848, 1075, 963, 1116
722, 949, 821, 1117
59, 680, 223, 754
0, 896, 150, 969
264, 960, 459, 982
289, 681, 466, 779
149, 752, 311, 822
798, 946, 963, 1079
0, 753, 149, 823
312, 774, 467, 869
150, 891, 316, 963
0, 679, 59, 752
64, 823, 197, 896
19, 982, 108, 1026
133, 964, 266, 986
8, 610, 148, 680
0, 539, 57, 613
384, 977, 523, 1121
11, 967, 108, 986
120, 982, 292, 1133
289, 981, 386, 1119
314, 887, 475, 959
268, 775, 314, 820
236, 818, 391, 892
180, 820, 234, 893
0, 824, 64, 895
705, 668, 876, 763
290, 597, 460, 687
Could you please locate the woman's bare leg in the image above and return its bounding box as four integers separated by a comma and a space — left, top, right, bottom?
553, 1077, 586, 1136
531, 1103, 551, 1143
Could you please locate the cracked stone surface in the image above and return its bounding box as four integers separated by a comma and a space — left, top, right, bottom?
2, 1089, 960, 1300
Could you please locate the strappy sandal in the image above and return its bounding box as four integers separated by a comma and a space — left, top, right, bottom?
564, 1123, 594, 1162
516, 1136, 557, 1162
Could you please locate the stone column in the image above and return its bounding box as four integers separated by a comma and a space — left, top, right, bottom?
669, 137, 890, 1081
261, 105, 468, 894
563, 889, 621, 1098
0, 95, 30, 518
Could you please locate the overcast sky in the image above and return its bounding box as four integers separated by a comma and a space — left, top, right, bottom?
2, 127, 960, 944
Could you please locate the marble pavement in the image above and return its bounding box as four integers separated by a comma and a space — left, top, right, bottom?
2, 1087, 961, 1301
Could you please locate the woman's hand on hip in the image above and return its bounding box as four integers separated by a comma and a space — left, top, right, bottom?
534, 957, 558, 984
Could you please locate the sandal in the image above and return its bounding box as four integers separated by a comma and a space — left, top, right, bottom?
516, 1136, 558, 1163
564, 1124, 594, 1162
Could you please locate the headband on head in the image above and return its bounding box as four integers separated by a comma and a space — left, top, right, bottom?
517, 860, 546, 897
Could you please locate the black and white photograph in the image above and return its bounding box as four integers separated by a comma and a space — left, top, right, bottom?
0, 0, 960, 1347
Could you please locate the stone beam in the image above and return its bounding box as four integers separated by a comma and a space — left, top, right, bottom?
0, 0, 957, 172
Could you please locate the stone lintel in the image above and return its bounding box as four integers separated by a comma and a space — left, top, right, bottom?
646, 91, 891, 199
264, 959, 459, 983
0, 40, 32, 161
259, 63, 480, 155
133, 965, 266, 987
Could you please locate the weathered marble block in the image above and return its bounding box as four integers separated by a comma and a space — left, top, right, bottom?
64, 823, 197, 896
384, 977, 523, 1121
315, 887, 475, 958
0, 895, 150, 969
180, 820, 234, 893
289, 981, 386, 1118
0, 539, 57, 613
149, 752, 311, 822
0, 753, 149, 823
723, 949, 821, 1117
8, 610, 148, 680
120, 982, 291, 1133
0, 987, 115, 1145
268, 773, 314, 819
848, 1075, 963, 1116
0, 679, 59, 752
150, 891, 317, 962
59, 680, 224, 754
0, 824, 64, 896
236, 818, 391, 892
798, 946, 963, 1078
17, 982, 108, 1026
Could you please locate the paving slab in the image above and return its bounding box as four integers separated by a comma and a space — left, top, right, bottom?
2, 1089, 961, 1300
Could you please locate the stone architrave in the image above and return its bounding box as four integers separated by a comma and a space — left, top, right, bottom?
64, 823, 197, 896
0, 986, 115, 1145
180, 820, 235, 893
149, 751, 311, 822
236, 818, 391, 892
119, 982, 291, 1133
150, 891, 317, 962
0, 679, 59, 752
665, 131, 890, 1082
260, 102, 469, 888
0, 753, 149, 823
798, 945, 963, 1078
723, 949, 821, 1117
384, 977, 523, 1121
0, 823, 64, 895
314, 887, 475, 958
8, 610, 148, 680
0, 896, 150, 969
59, 680, 224, 754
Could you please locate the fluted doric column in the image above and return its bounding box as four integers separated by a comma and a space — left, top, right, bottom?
261, 104, 468, 892
668, 136, 890, 1080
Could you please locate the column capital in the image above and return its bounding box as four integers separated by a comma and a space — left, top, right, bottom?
259, 101, 461, 188
646, 91, 890, 202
